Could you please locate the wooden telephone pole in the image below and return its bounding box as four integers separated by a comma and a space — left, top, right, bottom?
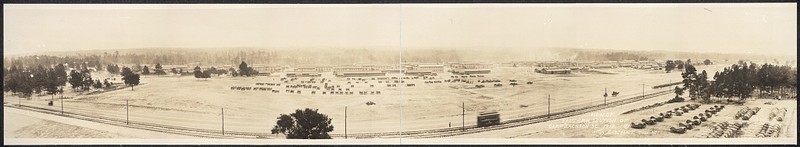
345, 106, 348, 139
126, 100, 129, 125
60, 90, 63, 114
222, 108, 225, 135
548, 94, 551, 119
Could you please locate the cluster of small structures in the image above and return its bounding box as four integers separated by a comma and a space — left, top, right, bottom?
734, 107, 761, 120
756, 123, 783, 137
768, 108, 788, 121
706, 122, 748, 138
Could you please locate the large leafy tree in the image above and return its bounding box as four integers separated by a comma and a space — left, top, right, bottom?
675, 60, 685, 69
229, 67, 239, 77
202, 70, 212, 80
68, 70, 84, 91
238, 61, 251, 77
32, 65, 48, 94
54, 64, 68, 87
154, 63, 167, 75
80, 69, 93, 90
3, 66, 18, 93
18, 69, 35, 97
665, 60, 675, 73
103, 79, 112, 88
121, 67, 140, 90
696, 70, 711, 102
681, 62, 699, 99
271, 108, 334, 139
93, 80, 103, 89
674, 86, 684, 96
142, 65, 151, 75
193, 66, 203, 80
703, 59, 713, 65
43, 68, 61, 101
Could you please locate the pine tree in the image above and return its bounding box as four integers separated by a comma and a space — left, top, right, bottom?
93, 80, 103, 88
54, 64, 67, 87
142, 65, 151, 75
121, 67, 140, 90
44, 68, 61, 101
76, 69, 90, 90
193, 66, 202, 80
68, 70, 83, 91
665, 60, 675, 73
154, 63, 167, 75
239, 61, 250, 76
2, 66, 16, 93
32, 65, 48, 94
229, 67, 238, 77
103, 79, 111, 88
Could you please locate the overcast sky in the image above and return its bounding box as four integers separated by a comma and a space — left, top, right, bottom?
4, 4, 796, 56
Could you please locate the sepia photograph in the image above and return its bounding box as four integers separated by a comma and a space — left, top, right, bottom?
2, 3, 797, 145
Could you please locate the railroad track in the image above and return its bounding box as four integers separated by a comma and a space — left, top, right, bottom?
5, 89, 671, 139
330, 89, 674, 138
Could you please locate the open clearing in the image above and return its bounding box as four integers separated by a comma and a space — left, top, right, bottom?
5, 63, 795, 138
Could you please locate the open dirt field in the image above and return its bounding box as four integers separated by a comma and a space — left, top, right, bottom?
6, 63, 793, 138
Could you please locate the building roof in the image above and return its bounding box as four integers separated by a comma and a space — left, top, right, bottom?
459, 69, 491, 71
337, 71, 385, 74
543, 69, 571, 72
405, 70, 433, 73
418, 64, 444, 67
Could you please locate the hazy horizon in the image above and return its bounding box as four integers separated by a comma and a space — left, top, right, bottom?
4, 4, 797, 57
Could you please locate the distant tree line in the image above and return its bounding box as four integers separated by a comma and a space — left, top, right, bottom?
665, 59, 713, 73
5, 55, 105, 72
4, 49, 403, 68
573, 52, 650, 61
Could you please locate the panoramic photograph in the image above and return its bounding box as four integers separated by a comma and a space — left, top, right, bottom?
3, 4, 797, 144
